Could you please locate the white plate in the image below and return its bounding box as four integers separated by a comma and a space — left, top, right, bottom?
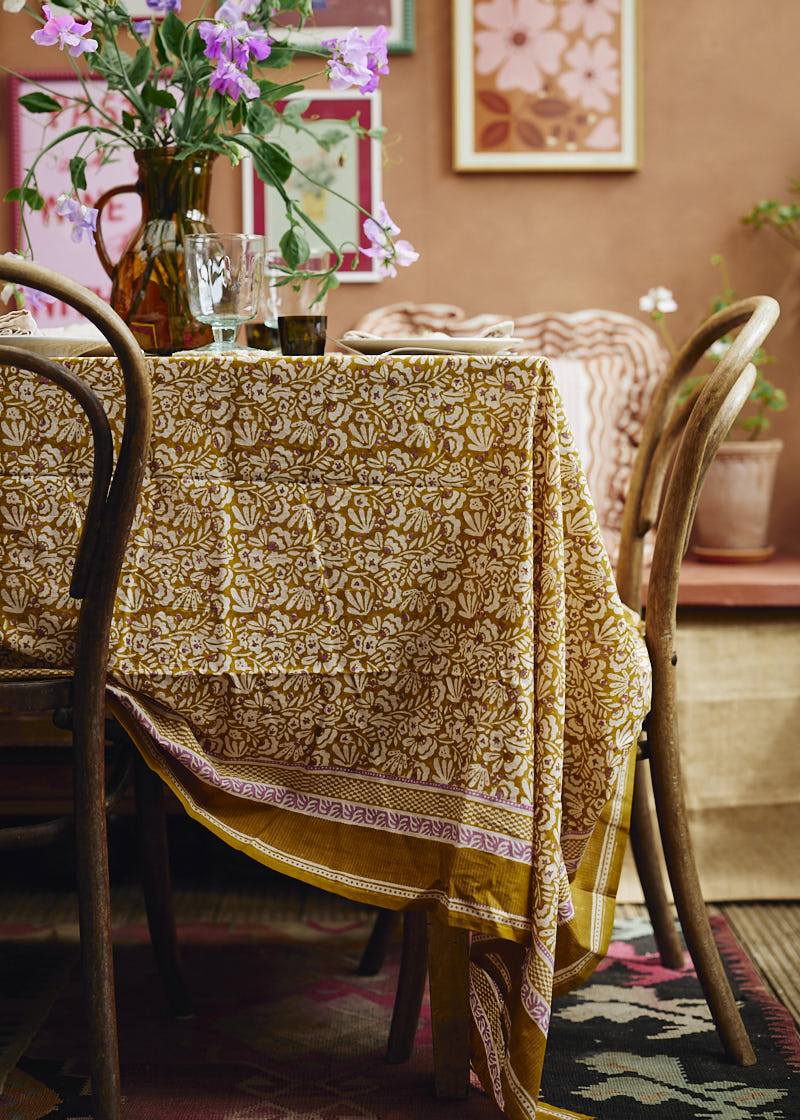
337, 335, 524, 356
0, 335, 111, 359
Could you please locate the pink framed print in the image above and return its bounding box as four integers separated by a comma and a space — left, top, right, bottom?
242, 90, 383, 283
452, 0, 640, 172
8, 73, 140, 325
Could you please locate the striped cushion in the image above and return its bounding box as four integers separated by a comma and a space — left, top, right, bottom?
351, 304, 669, 566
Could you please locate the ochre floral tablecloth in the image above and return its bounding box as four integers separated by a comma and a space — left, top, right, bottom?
0, 352, 650, 1120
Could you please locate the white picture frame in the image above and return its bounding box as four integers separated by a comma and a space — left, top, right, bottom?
242, 90, 383, 283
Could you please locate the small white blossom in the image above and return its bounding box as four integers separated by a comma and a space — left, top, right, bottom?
639, 286, 677, 314
707, 339, 731, 360
3, 0, 27, 11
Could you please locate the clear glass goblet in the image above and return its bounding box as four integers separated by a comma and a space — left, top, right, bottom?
183, 233, 266, 353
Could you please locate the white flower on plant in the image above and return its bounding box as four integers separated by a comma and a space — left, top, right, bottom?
639, 286, 677, 314
55, 193, 99, 247
707, 339, 731, 360
2, 0, 26, 11
361, 203, 419, 278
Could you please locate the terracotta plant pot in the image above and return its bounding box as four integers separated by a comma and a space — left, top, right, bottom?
692, 438, 783, 561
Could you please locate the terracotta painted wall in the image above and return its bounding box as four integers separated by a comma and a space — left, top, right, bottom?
1, 0, 799, 549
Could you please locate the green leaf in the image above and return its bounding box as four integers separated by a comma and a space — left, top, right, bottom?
5, 185, 45, 210
128, 44, 153, 87
186, 27, 206, 60
122, 110, 138, 133
154, 25, 169, 66
282, 98, 310, 124
160, 11, 186, 57
69, 156, 87, 191
142, 83, 177, 110
315, 126, 351, 151
273, 0, 312, 13
250, 140, 294, 185
18, 92, 62, 114
280, 227, 310, 269
258, 79, 304, 100
264, 46, 295, 69
244, 100, 275, 135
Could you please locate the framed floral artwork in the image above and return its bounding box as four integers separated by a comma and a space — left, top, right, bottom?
241, 90, 383, 282
273, 0, 415, 53
8, 73, 140, 325
452, 0, 640, 171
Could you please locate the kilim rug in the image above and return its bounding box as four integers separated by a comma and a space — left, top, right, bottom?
0, 911, 798, 1119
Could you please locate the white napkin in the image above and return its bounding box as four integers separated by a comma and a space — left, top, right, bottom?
478, 320, 515, 338
343, 320, 516, 340
0, 309, 39, 335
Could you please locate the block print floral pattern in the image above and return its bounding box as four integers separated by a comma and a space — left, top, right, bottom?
473, 0, 625, 155
0, 351, 652, 1120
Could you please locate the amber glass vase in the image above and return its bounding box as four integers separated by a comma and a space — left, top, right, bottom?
94, 147, 216, 354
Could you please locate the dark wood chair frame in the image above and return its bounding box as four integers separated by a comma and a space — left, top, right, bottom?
366, 294, 780, 1093
0, 258, 187, 1120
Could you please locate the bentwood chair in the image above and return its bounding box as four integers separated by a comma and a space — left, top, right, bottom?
381, 294, 779, 1092
0, 258, 185, 1120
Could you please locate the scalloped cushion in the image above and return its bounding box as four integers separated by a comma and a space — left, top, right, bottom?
351, 303, 668, 566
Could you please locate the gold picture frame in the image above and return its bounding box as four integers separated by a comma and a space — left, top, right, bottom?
452, 0, 640, 172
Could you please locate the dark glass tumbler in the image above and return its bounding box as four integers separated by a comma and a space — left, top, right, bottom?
245, 322, 280, 351
278, 315, 327, 356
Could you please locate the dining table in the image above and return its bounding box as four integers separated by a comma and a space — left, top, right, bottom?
0, 347, 651, 1120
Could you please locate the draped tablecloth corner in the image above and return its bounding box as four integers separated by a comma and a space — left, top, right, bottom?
0, 351, 651, 1120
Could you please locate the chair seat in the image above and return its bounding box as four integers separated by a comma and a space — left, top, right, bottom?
0, 666, 73, 713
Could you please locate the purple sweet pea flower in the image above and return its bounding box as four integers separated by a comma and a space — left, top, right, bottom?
216, 0, 258, 20
146, 0, 181, 12
324, 25, 389, 94
208, 57, 259, 101
133, 18, 151, 35
361, 202, 418, 278
21, 286, 57, 312
55, 193, 98, 247
199, 17, 271, 68
198, 20, 228, 59
32, 4, 98, 57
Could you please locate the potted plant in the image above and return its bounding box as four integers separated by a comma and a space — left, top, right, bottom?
639, 255, 786, 561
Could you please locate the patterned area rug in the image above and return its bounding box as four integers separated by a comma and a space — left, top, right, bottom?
0, 912, 798, 1119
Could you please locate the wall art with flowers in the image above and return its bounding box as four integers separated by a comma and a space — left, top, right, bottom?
452, 0, 640, 171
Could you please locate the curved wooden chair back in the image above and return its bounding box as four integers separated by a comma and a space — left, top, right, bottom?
0, 257, 153, 1120
617, 294, 780, 1068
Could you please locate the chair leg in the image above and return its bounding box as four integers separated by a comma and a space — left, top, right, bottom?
629, 762, 685, 969
649, 718, 756, 1065
385, 910, 428, 1062
427, 916, 471, 1098
358, 909, 401, 976
73, 715, 121, 1120
133, 752, 193, 1018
